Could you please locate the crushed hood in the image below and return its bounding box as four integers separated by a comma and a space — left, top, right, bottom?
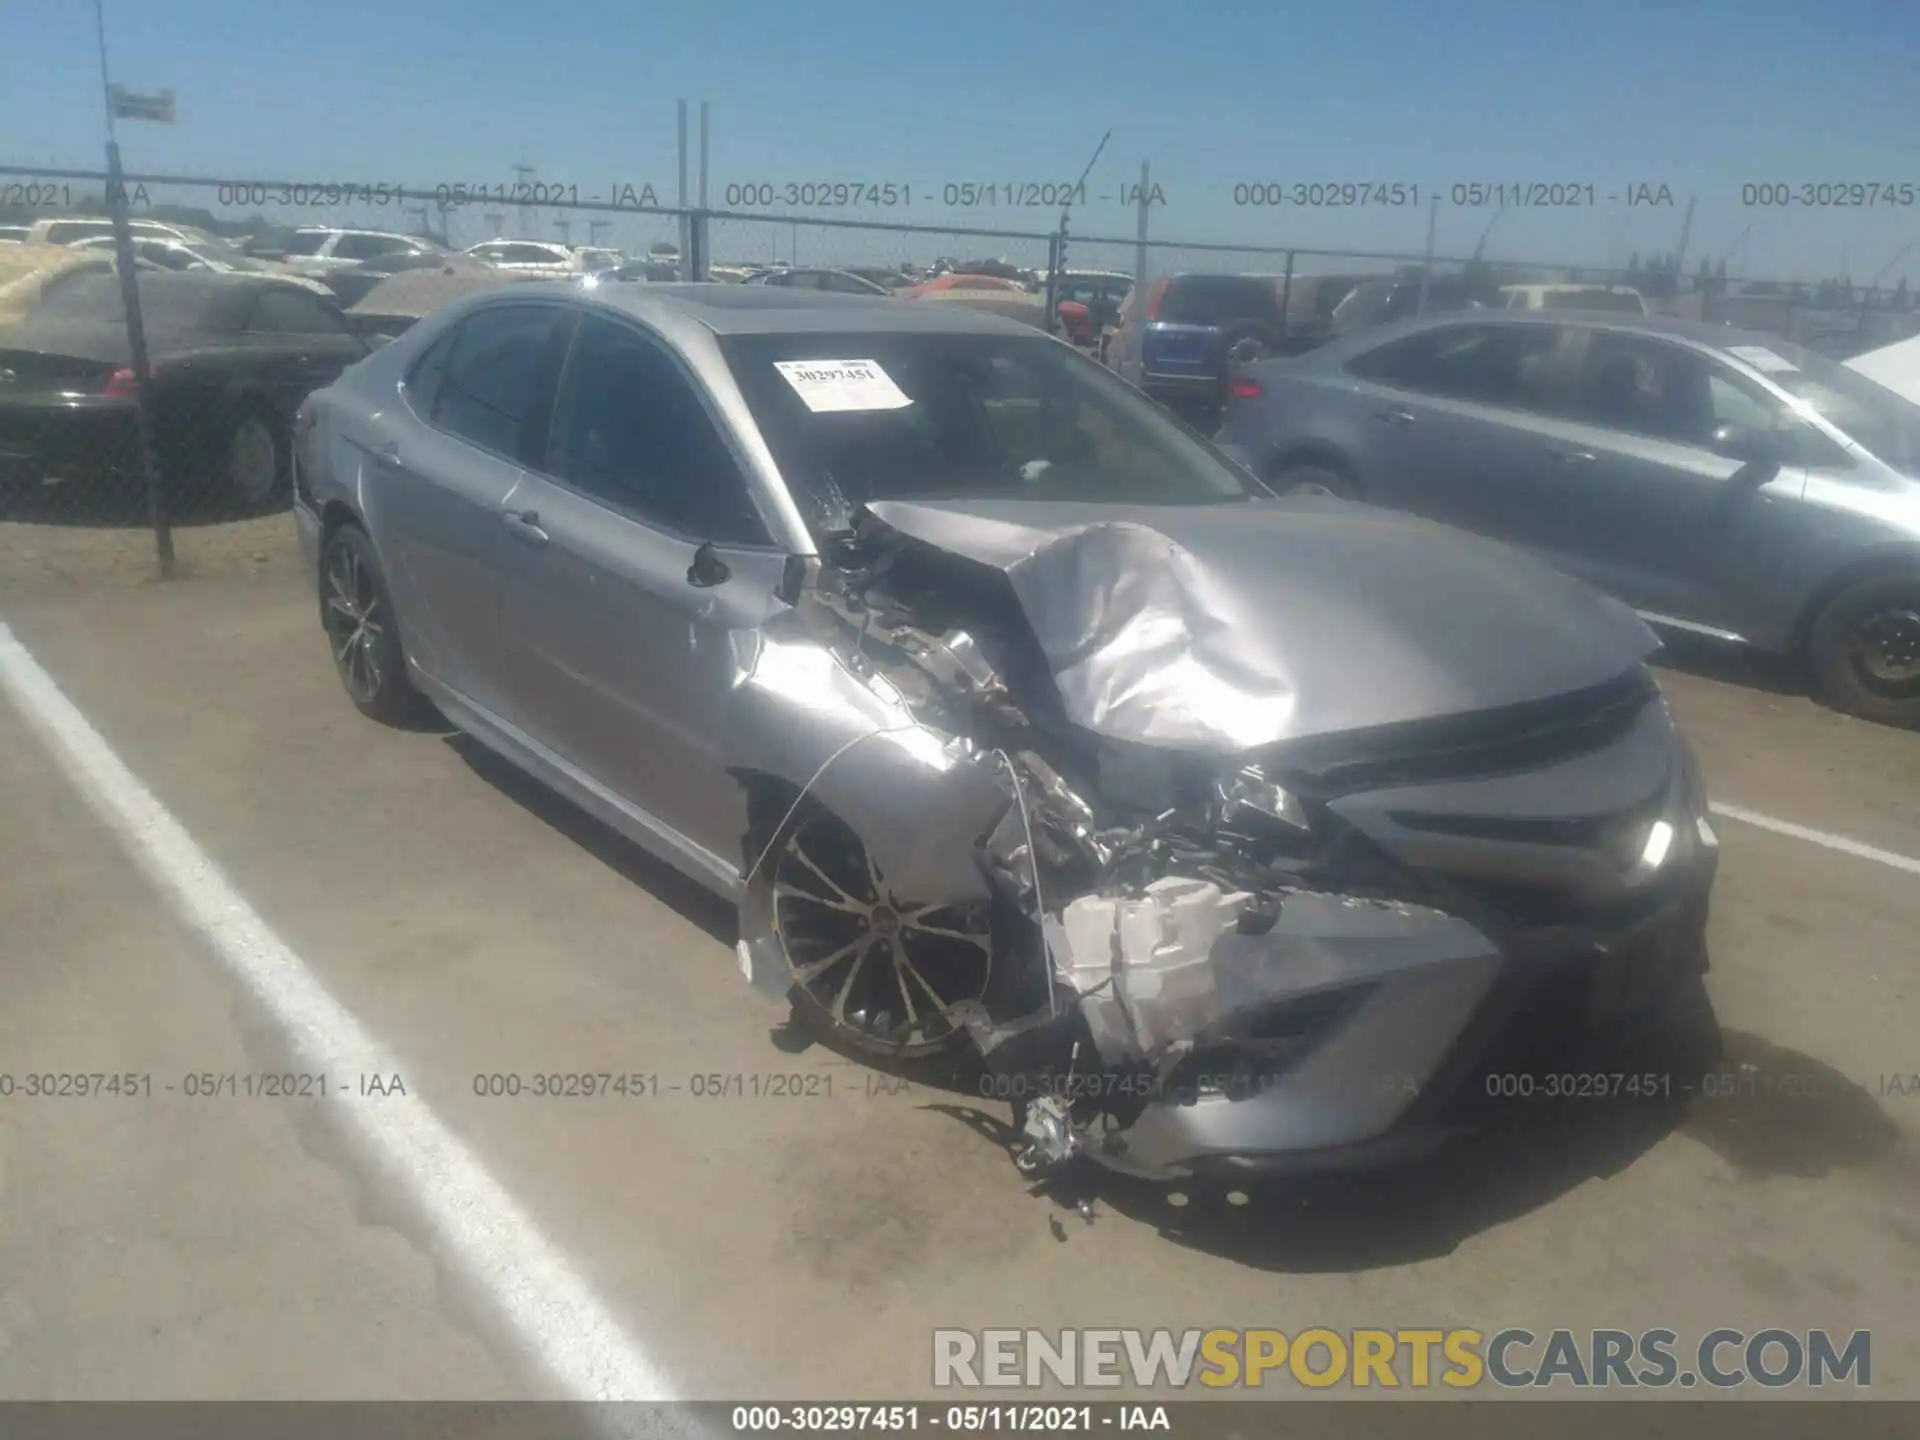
862, 496, 1658, 754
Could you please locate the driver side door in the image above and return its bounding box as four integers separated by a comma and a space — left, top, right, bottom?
497, 311, 790, 867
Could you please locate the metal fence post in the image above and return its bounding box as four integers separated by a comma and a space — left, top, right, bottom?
1134, 160, 1150, 287
105, 140, 173, 579
1278, 251, 1295, 343
1043, 230, 1062, 337
1417, 194, 1438, 313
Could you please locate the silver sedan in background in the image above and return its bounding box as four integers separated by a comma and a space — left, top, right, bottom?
1215, 312, 1920, 727
291, 284, 1718, 1182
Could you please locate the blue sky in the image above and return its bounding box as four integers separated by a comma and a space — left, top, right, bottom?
5, 0, 1918, 281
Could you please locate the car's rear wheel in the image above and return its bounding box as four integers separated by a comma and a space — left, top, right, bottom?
1807, 573, 1920, 728
768, 804, 994, 1060
321, 523, 421, 725
223, 408, 289, 514
1269, 462, 1359, 500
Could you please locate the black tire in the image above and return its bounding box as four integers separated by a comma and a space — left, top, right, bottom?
1806, 572, 1920, 728
320, 523, 423, 725
221, 406, 290, 515
752, 799, 993, 1061
1269, 461, 1360, 500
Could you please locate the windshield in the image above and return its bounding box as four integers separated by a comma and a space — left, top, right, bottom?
720, 331, 1255, 536
1745, 338, 1920, 475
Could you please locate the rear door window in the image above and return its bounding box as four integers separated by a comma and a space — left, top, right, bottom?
1349, 323, 1574, 414
1160, 276, 1281, 327
430, 304, 574, 460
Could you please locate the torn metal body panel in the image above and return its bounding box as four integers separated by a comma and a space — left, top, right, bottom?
863, 496, 1662, 751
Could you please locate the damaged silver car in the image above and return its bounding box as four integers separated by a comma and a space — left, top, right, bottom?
293, 283, 1721, 1181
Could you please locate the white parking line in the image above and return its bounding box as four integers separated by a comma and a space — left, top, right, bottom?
0, 623, 675, 1404
1710, 801, 1920, 877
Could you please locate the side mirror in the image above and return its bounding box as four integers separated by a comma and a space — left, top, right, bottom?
687, 541, 731, 589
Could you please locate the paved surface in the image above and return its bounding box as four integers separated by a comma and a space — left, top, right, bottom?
0, 562, 1916, 1401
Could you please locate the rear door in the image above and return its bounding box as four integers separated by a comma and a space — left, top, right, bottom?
496, 310, 788, 864
1340, 321, 1581, 526
366, 301, 574, 718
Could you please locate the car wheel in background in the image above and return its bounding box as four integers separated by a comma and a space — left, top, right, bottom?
1807, 572, 1920, 728
321, 523, 422, 725
223, 408, 289, 514
760, 801, 993, 1061
1269, 463, 1360, 500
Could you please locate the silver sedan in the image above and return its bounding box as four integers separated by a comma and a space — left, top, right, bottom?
1215, 311, 1920, 728
292, 283, 1718, 1181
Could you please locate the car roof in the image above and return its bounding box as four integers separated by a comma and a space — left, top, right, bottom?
535, 281, 1035, 337
295, 227, 420, 240
1316, 306, 1803, 356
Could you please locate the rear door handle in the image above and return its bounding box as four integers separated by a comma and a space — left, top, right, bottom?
500, 508, 550, 547
1373, 408, 1417, 425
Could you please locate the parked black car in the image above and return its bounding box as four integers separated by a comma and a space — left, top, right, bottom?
0, 271, 369, 515
321, 248, 488, 309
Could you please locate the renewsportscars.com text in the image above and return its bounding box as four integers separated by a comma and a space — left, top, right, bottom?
932, 1327, 1871, 1390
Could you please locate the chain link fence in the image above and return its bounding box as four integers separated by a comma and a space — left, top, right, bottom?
5, 161, 1920, 595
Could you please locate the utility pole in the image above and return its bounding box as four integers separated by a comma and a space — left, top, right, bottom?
93, 0, 174, 578
676, 100, 690, 279
513, 162, 535, 237
695, 99, 710, 280
555, 216, 572, 245
1672, 194, 1697, 289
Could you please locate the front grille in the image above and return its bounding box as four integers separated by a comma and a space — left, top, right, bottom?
1271, 667, 1660, 800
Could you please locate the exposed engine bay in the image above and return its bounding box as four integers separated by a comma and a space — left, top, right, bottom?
725, 497, 1711, 1181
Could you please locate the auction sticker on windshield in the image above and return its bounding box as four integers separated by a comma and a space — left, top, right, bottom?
773, 358, 914, 412
1728, 345, 1798, 373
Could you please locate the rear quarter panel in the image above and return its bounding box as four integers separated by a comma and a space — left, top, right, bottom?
1215, 363, 1380, 485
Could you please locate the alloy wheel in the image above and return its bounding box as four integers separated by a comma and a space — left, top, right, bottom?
772, 809, 993, 1056
324, 540, 386, 704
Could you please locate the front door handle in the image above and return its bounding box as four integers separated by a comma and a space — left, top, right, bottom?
1554, 449, 1597, 465
371, 441, 402, 467
1373, 408, 1417, 425
501, 508, 550, 547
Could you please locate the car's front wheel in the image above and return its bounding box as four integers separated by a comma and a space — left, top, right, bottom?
763, 802, 994, 1060
1807, 572, 1920, 728
321, 523, 422, 725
